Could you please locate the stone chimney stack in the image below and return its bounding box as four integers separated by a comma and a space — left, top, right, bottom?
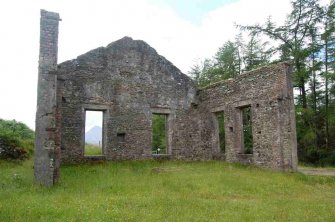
34, 10, 61, 186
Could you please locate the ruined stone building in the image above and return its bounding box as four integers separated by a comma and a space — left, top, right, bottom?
35, 10, 298, 186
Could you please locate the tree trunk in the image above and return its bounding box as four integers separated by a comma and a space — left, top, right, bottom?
325, 30, 329, 149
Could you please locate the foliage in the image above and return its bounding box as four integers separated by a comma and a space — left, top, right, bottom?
0, 160, 334, 221
0, 132, 28, 160
214, 41, 241, 79
190, 0, 335, 165
242, 106, 253, 154
238, 0, 324, 109
152, 114, 166, 154
189, 43, 240, 87
242, 33, 272, 71
189, 34, 270, 87
0, 119, 34, 140
0, 119, 34, 160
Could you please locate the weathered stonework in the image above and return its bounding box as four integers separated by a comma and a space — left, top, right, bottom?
35, 10, 298, 185
56, 37, 195, 163
182, 64, 298, 170
34, 10, 61, 186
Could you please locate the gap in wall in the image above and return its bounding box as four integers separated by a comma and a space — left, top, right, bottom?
216, 111, 225, 153
85, 110, 103, 156
152, 114, 167, 154
241, 106, 253, 154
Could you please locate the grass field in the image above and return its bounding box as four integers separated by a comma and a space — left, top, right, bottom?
84, 143, 102, 156
0, 160, 335, 221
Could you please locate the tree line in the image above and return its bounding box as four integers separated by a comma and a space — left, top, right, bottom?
190, 0, 335, 165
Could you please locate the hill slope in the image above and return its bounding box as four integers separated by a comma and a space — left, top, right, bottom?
85, 126, 102, 145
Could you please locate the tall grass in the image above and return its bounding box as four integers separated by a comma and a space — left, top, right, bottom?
0, 160, 334, 221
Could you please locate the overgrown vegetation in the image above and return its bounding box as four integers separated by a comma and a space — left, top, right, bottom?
0, 160, 334, 221
190, 0, 335, 166
0, 119, 34, 160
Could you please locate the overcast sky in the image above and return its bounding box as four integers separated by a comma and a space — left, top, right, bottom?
0, 0, 293, 130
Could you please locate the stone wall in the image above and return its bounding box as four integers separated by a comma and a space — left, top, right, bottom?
35, 10, 298, 186
56, 37, 196, 163
34, 10, 61, 186
185, 63, 298, 171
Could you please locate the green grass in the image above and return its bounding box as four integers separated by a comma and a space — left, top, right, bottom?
84, 143, 102, 156
0, 160, 335, 221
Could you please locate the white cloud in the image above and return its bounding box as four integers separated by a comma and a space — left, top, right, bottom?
0, 0, 292, 129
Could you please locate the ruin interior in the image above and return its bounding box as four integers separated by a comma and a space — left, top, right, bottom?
35, 10, 297, 186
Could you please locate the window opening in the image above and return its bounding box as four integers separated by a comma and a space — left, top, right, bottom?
215, 111, 225, 153
241, 106, 253, 154
84, 110, 103, 156
152, 114, 167, 154
117, 133, 126, 143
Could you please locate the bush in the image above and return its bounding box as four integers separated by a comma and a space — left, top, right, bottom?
0, 119, 34, 140
304, 147, 321, 164
0, 119, 34, 160
303, 147, 335, 167
320, 152, 335, 167
0, 132, 28, 160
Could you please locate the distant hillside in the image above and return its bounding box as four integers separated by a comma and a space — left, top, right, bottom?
85, 126, 102, 145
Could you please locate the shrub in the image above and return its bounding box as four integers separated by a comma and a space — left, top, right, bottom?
303, 147, 335, 167
0, 119, 34, 140
319, 151, 335, 167
0, 119, 34, 160
0, 132, 28, 160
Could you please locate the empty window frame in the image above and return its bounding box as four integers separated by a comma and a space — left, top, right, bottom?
152, 114, 167, 154
241, 106, 253, 154
215, 111, 225, 153
84, 110, 103, 156
117, 133, 126, 143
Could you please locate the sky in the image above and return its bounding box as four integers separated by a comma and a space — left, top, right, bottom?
0, 0, 293, 130
85, 111, 102, 133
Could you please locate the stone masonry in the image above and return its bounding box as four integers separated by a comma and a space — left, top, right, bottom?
35, 10, 61, 186
35, 10, 297, 186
